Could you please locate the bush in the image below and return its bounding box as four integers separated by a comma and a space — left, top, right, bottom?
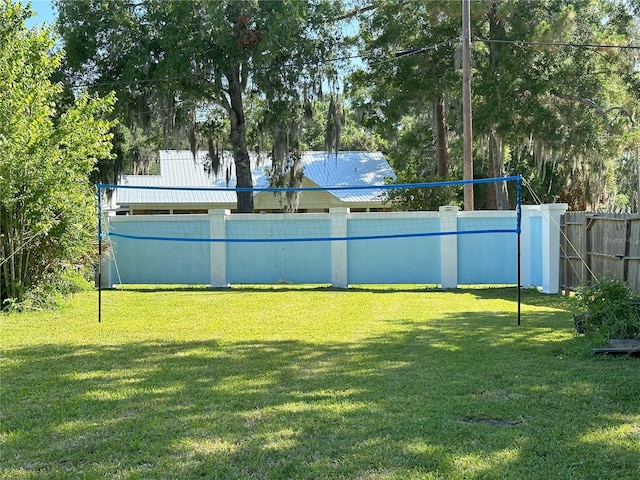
574, 276, 640, 341
384, 174, 462, 211
1, 266, 93, 312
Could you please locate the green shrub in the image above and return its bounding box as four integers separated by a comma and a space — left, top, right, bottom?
574, 276, 640, 341
1, 266, 94, 312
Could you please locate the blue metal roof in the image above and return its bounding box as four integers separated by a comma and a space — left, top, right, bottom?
117, 150, 395, 206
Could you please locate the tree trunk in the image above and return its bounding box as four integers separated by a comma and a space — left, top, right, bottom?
487, 131, 509, 210
434, 94, 449, 177
226, 65, 253, 213
286, 121, 302, 212
486, 2, 509, 210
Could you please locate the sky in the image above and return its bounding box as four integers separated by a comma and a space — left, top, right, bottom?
23, 0, 56, 28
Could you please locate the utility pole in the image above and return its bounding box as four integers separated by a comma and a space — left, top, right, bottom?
462, 0, 474, 210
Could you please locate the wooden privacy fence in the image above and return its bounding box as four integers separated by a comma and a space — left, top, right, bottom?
560, 212, 640, 294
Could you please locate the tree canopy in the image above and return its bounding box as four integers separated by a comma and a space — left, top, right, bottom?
56, 0, 349, 212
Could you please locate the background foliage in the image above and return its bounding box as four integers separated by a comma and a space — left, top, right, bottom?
56, 0, 348, 212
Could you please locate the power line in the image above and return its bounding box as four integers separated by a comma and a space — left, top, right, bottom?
479, 38, 640, 50
66, 39, 462, 91
394, 39, 459, 58
64, 37, 638, 91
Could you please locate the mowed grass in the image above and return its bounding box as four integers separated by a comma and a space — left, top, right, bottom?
1, 286, 639, 479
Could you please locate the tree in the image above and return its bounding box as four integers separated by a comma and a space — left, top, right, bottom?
349, 0, 461, 183
352, 0, 640, 211
0, 0, 115, 309
56, 0, 347, 213
469, 0, 639, 210
299, 100, 387, 152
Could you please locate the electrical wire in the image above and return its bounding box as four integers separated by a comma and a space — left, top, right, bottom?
479, 38, 640, 50
65, 38, 462, 91
63, 33, 639, 92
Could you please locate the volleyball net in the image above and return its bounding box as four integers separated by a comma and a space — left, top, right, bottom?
98, 176, 522, 243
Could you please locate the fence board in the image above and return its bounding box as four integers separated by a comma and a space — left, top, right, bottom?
560, 212, 588, 290
560, 212, 640, 295
628, 218, 640, 293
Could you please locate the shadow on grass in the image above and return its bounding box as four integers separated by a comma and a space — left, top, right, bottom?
3, 311, 638, 479
113, 284, 435, 294
112, 284, 572, 311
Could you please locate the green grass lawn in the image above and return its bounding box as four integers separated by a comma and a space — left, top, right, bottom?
1, 286, 639, 479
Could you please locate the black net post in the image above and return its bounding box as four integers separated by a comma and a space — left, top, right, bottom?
97, 183, 102, 323
516, 175, 522, 326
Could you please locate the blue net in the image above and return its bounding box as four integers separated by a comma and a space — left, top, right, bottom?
99, 176, 522, 243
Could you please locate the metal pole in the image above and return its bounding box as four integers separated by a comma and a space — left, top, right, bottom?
517, 230, 521, 326
97, 183, 102, 323
462, 0, 474, 211
516, 175, 522, 326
